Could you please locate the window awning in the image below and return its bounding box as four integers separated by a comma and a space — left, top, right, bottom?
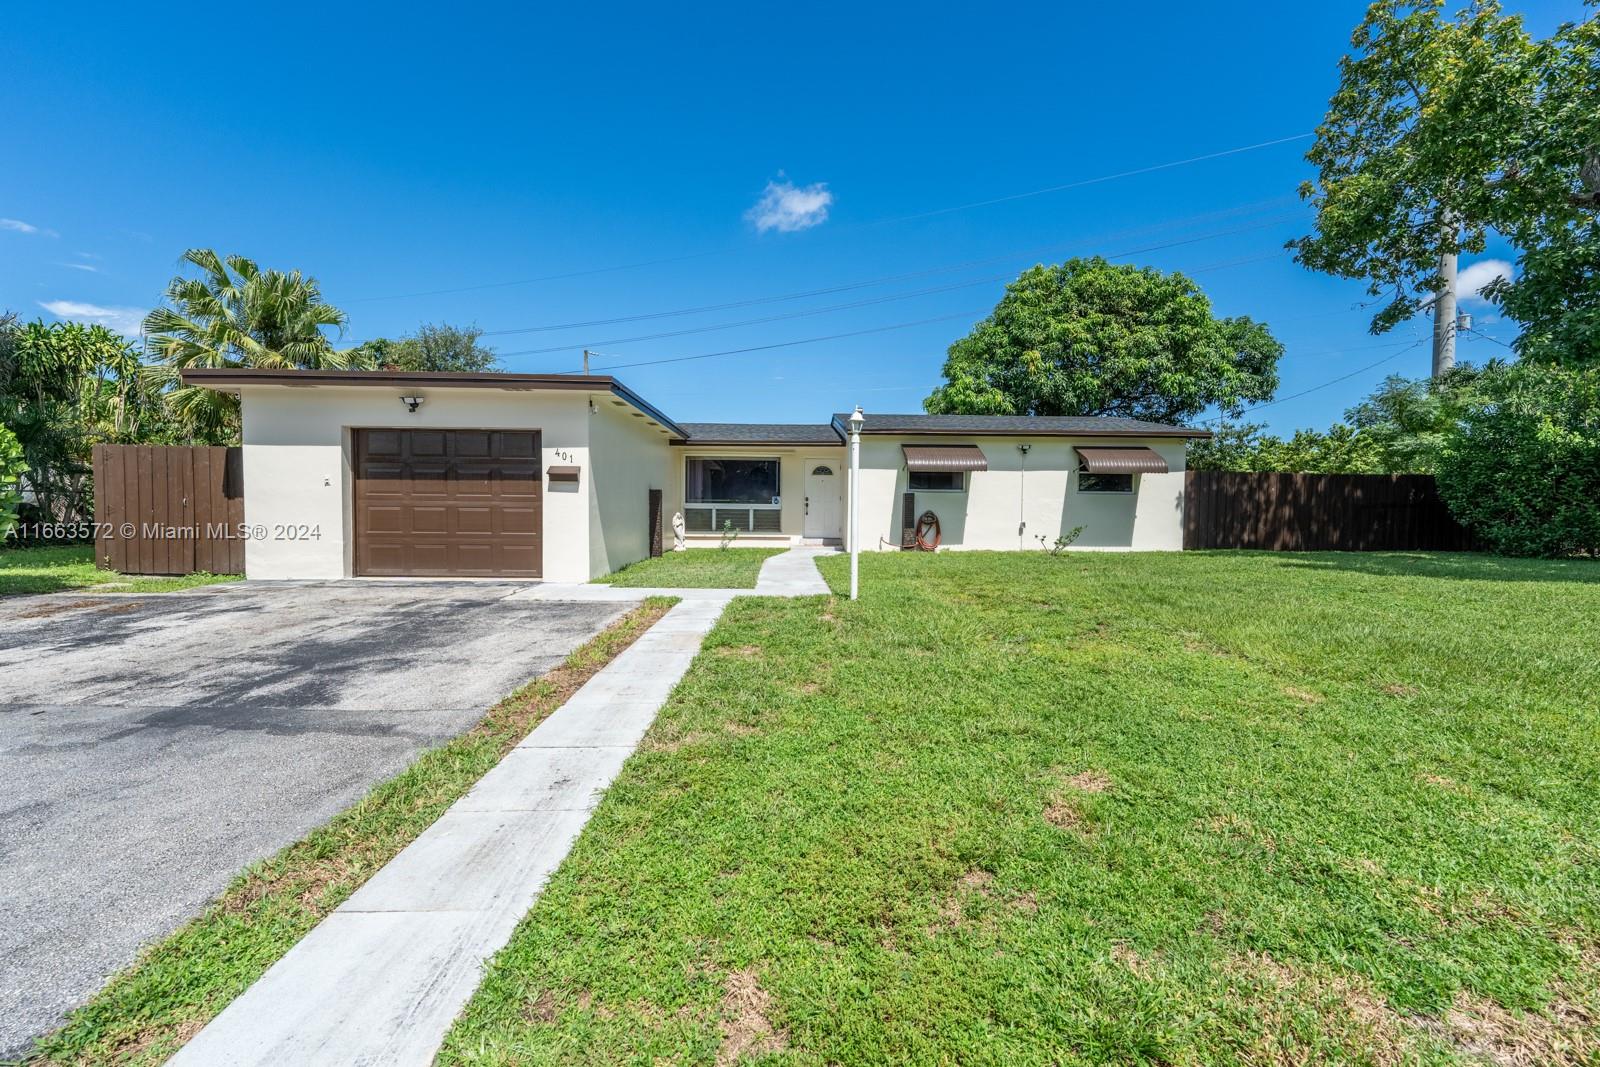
902, 445, 988, 472
1074, 446, 1169, 474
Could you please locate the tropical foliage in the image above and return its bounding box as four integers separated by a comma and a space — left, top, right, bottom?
1435, 362, 1600, 557
1295, 0, 1600, 353
352, 323, 499, 373
143, 249, 363, 442
0, 423, 26, 540
924, 258, 1282, 424
0, 314, 174, 525
1187, 370, 1483, 474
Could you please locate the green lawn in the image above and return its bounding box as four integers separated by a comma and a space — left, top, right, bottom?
442, 550, 1600, 1066
0, 544, 240, 597
595, 548, 785, 588
29, 599, 676, 1066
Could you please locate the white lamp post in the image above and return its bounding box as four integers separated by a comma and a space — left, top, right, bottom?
847, 405, 864, 601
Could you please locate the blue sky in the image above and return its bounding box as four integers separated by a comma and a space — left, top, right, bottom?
2, 1, 1582, 432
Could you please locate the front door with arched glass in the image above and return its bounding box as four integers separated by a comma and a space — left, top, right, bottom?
804, 459, 841, 539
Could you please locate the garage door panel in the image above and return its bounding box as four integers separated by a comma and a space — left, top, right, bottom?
355, 429, 542, 577
410, 432, 448, 457
498, 505, 539, 535
364, 505, 406, 534
454, 506, 494, 535
454, 431, 491, 457
498, 432, 537, 458
410, 506, 450, 534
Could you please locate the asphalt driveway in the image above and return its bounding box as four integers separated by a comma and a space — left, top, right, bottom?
0, 581, 636, 1058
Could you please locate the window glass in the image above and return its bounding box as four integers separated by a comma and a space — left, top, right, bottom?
811, 465, 834, 476
1078, 472, 1134, 493
909, 470, 964, 491
686, 458, 779, 503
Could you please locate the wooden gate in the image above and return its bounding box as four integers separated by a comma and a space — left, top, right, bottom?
92, 445, 245, 575
648, 488, 663, 558
1183, 471, 1475, 551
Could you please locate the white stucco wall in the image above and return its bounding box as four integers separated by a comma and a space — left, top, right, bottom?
238, 385, 605, 581
587, 401, 673, 577
850, 436, 1188, 552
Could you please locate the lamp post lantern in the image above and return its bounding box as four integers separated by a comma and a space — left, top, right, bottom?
847, 405, 864, 601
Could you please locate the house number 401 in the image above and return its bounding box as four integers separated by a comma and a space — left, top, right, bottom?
552, 449, 574, 462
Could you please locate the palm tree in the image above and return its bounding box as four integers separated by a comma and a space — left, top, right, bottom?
144, 249, 363, 442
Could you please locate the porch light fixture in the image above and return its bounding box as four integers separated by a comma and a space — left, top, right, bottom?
399, 394, 425, 413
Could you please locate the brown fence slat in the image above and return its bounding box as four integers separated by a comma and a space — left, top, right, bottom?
91, 444, 246, 575
1184, 471, 1472, 552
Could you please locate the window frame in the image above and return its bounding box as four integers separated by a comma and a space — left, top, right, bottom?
684, 455, 782, 507
908, 469, 967, 492
1076, 470, 1135, 494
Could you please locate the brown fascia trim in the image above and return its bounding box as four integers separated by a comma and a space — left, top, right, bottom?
825, 417, 1212, 440
180, 368, 686, 437
667, 436, 846, 447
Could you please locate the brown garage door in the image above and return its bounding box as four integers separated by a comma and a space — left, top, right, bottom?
354, 429, 542, 577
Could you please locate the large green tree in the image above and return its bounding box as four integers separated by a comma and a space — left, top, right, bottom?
0, 313, 173, 523
924, 258, 1282, 424
1295, 1, 1599, 359
143, 249, 362, 442
351, 323, 499, 372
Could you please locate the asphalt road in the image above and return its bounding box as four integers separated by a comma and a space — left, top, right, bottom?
0, 581, 633, 1059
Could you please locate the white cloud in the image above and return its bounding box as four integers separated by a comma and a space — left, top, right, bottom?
37, 300, 147, 336
1457, 259, 1513, 305
745, 177, 833, 233
1, 217, 40, 234
59, 262, 100, 273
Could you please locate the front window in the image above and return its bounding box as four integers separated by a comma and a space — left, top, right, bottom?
1078, 472, 1134, 493
686, 458, 779, 504
909, 470, 965, 492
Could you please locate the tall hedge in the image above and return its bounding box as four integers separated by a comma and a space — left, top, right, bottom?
1435, 364, 1600, 558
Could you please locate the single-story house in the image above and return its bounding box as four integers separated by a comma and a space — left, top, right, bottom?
181, 369, 1209, 581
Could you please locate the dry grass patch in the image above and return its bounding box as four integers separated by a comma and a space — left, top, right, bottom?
1414, 990, 1598, 1066
716, 968, 788, 1066
1282, 684, 1324, 704
1224, 951, 1419, 1066
14, 596, 137, 619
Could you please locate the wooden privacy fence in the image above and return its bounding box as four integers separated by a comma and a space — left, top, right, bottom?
1183, 471, 1476, 552
92, 445, 245, 575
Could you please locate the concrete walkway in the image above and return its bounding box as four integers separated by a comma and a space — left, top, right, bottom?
168, 550, 832, 1065
754, 544, 834, 595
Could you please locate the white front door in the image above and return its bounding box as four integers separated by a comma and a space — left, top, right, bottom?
804, 459, 841, 539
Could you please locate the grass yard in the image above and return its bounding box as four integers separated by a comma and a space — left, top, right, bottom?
595, 547, 785, 588
441, 550, 1600, 1066
0, 544, 240, 597
27, 598, 676, 1067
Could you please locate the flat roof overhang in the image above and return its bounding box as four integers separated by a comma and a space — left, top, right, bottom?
180, 368, 685, 437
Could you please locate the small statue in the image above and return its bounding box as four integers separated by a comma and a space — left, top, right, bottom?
671, 511, 686, 551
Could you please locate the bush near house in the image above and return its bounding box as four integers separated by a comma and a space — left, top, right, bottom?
1436, 363, 1600, 558
0, 423, 25, 540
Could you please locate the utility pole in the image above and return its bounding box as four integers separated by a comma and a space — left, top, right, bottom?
582, 350, 591, 375
1431, 214, 1458, 379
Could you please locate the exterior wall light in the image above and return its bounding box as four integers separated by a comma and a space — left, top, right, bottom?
400, 395, 425, 413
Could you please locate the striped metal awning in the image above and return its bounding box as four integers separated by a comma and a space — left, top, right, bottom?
902, 445, 988, 472
1074, 446, 1169, 474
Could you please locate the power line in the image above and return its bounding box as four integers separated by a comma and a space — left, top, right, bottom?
866, 134, 1313, 227
570, 310, 989, 371
342, 134, 1311, 303
566, 266, 1359, 377
461, 196, 1298, 339
498, 217, 1299, 356
1202, 337, 1429, 424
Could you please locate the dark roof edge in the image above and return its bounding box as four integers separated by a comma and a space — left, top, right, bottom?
826, 413, 1210, 439
179, 368, 685, 437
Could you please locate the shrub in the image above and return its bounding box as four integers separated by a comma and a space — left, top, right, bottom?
0, 423, 26, 541
1435, 363, 1600, 558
